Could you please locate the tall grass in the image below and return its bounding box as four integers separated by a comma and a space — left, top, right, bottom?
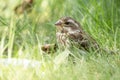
0, 0, 120, 80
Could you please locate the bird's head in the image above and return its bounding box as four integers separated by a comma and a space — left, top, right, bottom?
55, 17, 80, 32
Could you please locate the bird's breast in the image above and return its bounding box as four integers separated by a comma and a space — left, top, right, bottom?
56, 32, 70, 47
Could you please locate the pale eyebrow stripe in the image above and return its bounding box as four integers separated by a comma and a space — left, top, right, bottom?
67, 19, 79, 27
68, 19, 75, 23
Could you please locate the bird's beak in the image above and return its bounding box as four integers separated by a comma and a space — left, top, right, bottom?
55, 20, 63, 26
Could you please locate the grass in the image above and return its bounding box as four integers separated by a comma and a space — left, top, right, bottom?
0, 0, 120, 80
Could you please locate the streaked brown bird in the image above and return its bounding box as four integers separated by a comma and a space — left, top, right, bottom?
42, 17, 99, 53
55, 17, 99, 50
14, 0, 33, 14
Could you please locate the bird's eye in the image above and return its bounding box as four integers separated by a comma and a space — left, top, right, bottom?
64, 22, 70, 25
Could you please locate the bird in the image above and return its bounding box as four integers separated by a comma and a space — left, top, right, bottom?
14, 0, 33, 14
41, 17, 99, 53
55, 17, 99, 51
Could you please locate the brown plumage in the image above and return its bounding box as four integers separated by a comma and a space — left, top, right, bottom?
55, 17, 99, 50
42, 17, 99, 53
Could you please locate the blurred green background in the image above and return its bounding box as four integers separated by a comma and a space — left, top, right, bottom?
0, 0, 119, 55
0, 0, 120, 79
0, 0, 119, 57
